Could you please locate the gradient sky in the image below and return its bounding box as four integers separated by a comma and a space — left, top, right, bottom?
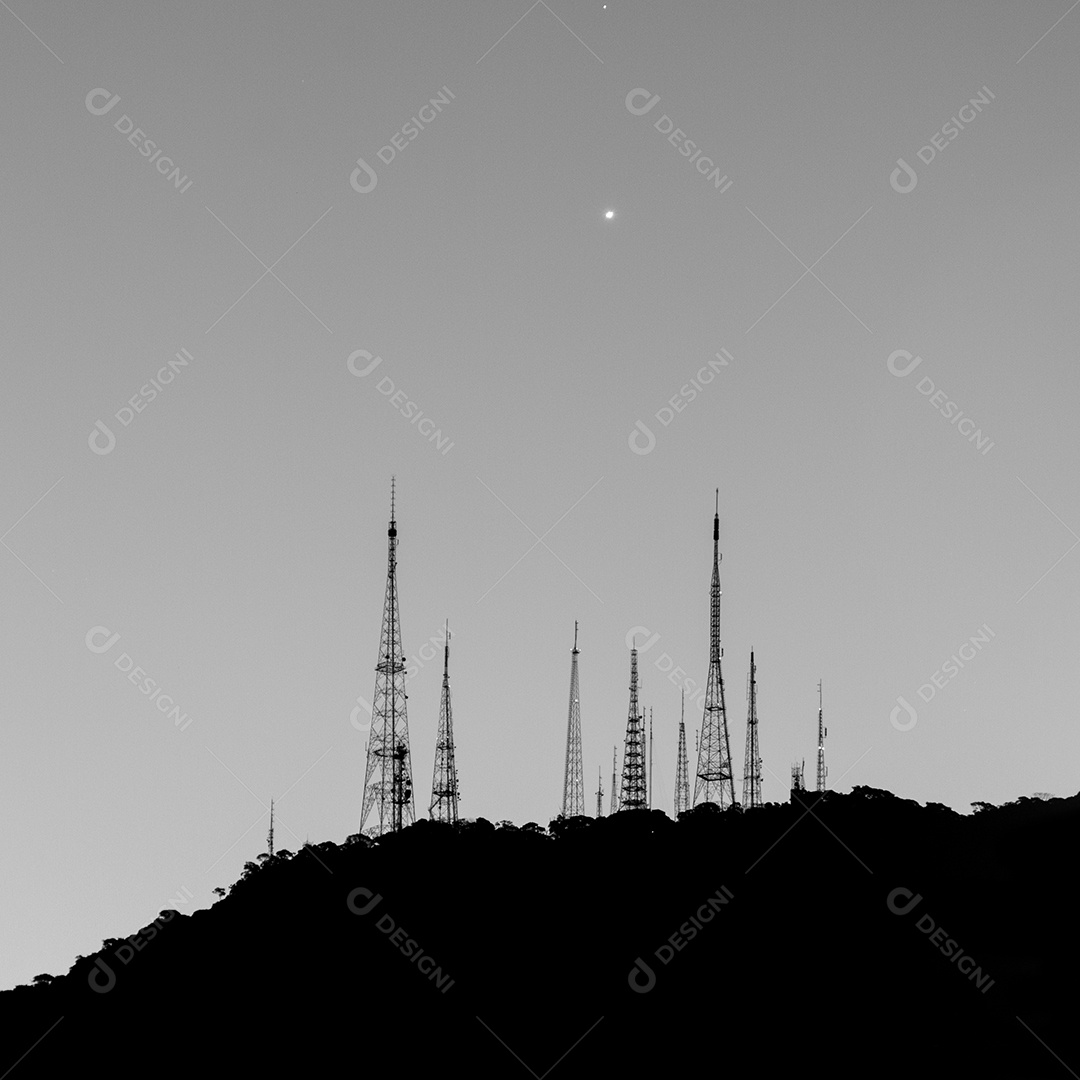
2, 1, 1078, 990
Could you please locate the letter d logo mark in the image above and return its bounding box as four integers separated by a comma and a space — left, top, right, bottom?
891, 696, 918, 731
346, 887, 382, 916
88, 957, 117, 993
350, 157, 377, 194
625, 88, 660, 116
88, 420, 116, 455
886, 887, 922, 916
86, 626, 120, 654
628, 956, 657, 993
86, 88, 120, 115
347, 350, 384, 378
350, 695, 373, 731
890, 158, 918, 193
887, 350, 923, 379
628, 420, 656, 456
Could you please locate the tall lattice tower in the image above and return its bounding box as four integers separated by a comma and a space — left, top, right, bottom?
742, 651, 762, 808
619, 647, 648, 811
693, 492, 736, 809
609, 746, 618, 815
267, 798, 274, 856
674, 691, 690, 816
596, 767, 604, 818
429, 622, 460, 823
561, 622, 585, 817
816, 680, 827, 793
360, 479, 416, 835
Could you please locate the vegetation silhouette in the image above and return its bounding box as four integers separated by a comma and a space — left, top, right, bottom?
3, 788, 1077, 1078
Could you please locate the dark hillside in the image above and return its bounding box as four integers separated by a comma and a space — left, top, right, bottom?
3, 789, 1078, 1078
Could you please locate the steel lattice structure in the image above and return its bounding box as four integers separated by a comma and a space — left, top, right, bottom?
429, 623, 460, 823
360, 479, 416, 835
619, 647, 648, 811
816, 680, 827, 793
675, 691, 690, 816
791, 759, 805, 795
742, 651, 762, 808
693, 493, 737, 809
561, 622, 585, 817
609, 746, 618, 816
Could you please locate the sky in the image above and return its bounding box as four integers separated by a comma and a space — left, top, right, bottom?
1, 0, 1078, 990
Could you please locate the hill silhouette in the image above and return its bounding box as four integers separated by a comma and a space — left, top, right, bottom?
3, 787, 1078, 1078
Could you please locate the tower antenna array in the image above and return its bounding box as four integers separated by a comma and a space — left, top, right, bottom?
693, 491, 737, 809
429, 622, 461, 823
561, 622, 585, 817
360, 478, 416, 834
675, 691, 690, 816
816, 680, 827, 793
742, 651, 762, 808
619, 645, 648, 811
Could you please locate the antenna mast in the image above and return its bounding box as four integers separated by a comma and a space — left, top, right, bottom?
816, 679, 827, 793
742, 651, 762, 808
648, 707, 654, 810
618, 645, 648, 811
429, 622, 461, 823
609, 745, 618, 815
360, 477, 416, 834
675, 691, 690, 816
694, 491, 737, 809
267, 798, 274, 856
596, 766, 604, 818
561, 622, 585, 817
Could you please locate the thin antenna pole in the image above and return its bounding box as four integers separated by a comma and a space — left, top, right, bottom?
648, 707, 654, 810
